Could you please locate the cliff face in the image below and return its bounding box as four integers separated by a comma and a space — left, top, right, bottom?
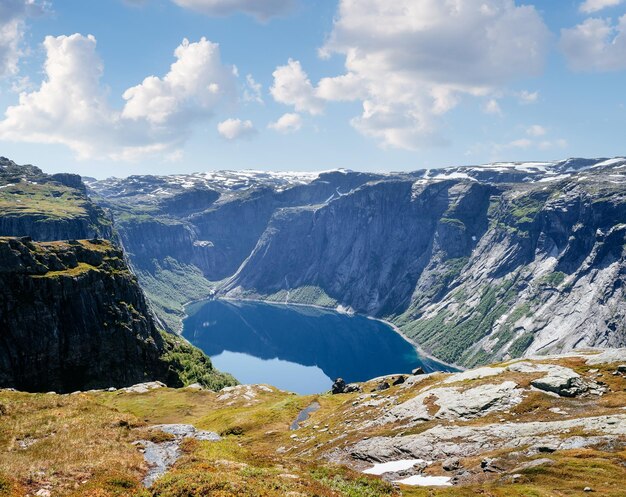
222, 180, 493, 317
90, 170, 381, 330
221, 163, 626, 366
0, 237, 235, 393
89, 158, 626, 366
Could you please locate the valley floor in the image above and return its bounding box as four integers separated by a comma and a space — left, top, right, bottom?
1, 350, 625, 497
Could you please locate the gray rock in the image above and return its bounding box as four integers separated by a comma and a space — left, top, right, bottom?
481, 457, 502, 473
530, 366, 588, 397
392, 376, 406, 386
511, 458, 555, 472
442, 457, 461, 471
122, 381, 167, 394
374, 381, 390, 392
139, 424, 220, 486
377, 381, 523, 426
350, 414, 626, 463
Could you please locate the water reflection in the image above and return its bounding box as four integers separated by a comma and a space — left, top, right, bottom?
183, 299, 452, 394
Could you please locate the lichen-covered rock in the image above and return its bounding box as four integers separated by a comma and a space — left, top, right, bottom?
351, 414, 626, 462
375, 381, 523, 426
530, 366, 589, 397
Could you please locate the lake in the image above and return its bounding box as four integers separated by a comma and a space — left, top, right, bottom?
182, 299, 453, 394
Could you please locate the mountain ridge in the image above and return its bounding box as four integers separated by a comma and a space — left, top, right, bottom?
86, 156, 626, 367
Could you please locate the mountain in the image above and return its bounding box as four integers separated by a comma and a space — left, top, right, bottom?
0, 160, 236, 393
89, 157, 626, 367
87, 169, 382, 330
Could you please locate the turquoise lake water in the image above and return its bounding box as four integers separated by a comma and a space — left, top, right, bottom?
182, 299, 453, 394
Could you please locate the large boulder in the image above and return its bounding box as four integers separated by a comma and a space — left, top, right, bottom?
529, 366, 589, 397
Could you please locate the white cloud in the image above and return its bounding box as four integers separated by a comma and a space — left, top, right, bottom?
171, 0, 294, 21
268, 112, 302, 133
243, 74, 263, 104
0, 0, 46, 78
122, 37, 236, 124
484, 99, 502, 115
0, 34, 237, 160
270, 59, 324, 115
560, 15, 626, 71
309, 0, 550, 149
490, 133, 567, 154
526, 124, 547, 137
316, 73, 365, 101
539, 138, 568, 150
217, 118, 256, 140
580, 0, 624, 13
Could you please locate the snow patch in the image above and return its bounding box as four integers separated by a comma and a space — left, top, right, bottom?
363, 459, 430, 475
394, 475, 452, 487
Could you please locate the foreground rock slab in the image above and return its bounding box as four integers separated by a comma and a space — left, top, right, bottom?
351, 414, 626, 463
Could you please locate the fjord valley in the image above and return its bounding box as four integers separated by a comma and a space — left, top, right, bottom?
3, 0, 626, 494
87, 157, 626, 367
1, 156, 626, 497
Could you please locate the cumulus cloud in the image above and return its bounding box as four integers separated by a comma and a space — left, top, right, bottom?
0, 34, 237, 160
171, 0, 294, 21
270, 59, 324, 115
268, 112, 302, 133
0, 0, 46, 78
285, 0, 550, 149
580, 0, 624, 13
560, 15, 626, 71
122, 37, 236, 124
217, 118, 256, 140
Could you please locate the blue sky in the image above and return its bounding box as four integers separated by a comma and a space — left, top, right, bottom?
0, 0, 624, 178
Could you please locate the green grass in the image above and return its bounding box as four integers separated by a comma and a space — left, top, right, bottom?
159, 331, 238, 390
0, 181, 88, 219
538, 271, 566, 288
397, 279, 519, 366
135, 258, 215, 332
310, 466, 396, 497
508, 332, 535, 358
264, 285, 339, 307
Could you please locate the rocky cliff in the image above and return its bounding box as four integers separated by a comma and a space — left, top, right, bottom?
88, 158, 626, 366
89, 170, 381, 330
0, 236, 235, 393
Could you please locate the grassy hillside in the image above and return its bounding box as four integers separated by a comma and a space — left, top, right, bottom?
0, 352, 624, 496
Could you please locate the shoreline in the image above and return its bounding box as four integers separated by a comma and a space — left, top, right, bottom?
182, 295, 463, 372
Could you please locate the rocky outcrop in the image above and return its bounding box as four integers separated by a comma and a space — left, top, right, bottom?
0, 157, 112, 241
350, 414, 626, 463
0, 237, 235, 393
